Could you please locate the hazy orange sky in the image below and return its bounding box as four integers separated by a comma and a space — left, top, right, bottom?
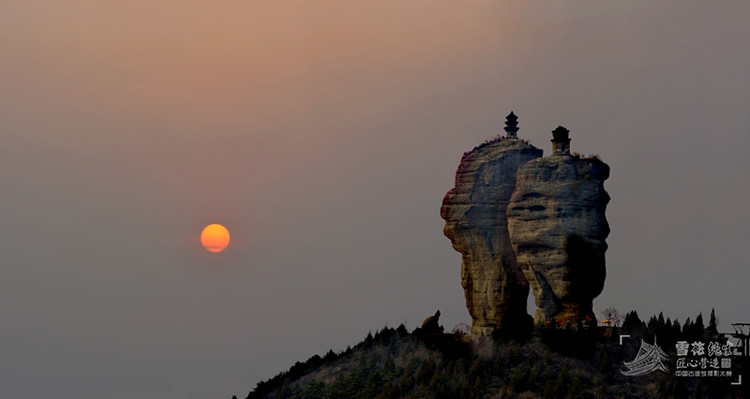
1, 1, 749, 398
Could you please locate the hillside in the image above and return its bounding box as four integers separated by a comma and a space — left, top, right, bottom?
237, 311, 742, 399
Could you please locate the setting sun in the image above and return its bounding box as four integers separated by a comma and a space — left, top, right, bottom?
200, 224, 230, 253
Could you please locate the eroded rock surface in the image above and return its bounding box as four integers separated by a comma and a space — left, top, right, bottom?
441, 138, 542, 336
507, 155, 610, 325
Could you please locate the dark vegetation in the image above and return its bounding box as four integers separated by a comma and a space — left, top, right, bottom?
468, 135, 532, 155
239, 309, 743, 399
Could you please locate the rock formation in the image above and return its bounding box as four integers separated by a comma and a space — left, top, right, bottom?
507, 127, 610, 325
420, 310, 443, 333
442, 119, 610, 336
440, 113, 542, 336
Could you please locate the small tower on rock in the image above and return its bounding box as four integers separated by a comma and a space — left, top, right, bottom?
504, 111, 520, 139
551, 126, 571, 155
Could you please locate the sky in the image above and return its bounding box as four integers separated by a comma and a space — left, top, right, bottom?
1, 1, 749, 398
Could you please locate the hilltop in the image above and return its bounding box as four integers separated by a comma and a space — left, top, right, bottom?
237, 310, 739, 399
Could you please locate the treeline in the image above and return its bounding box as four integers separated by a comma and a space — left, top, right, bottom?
246, 325, 412, 399
239, 309, 740, 399
620, 308, 723, 352
242, 323, 612, 398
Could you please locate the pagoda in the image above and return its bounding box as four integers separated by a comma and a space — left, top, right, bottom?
503, 111, 519, 139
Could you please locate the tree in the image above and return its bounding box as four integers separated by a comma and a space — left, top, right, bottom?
363, 371, 383, 398
363, 332, 374, 347
396, 323, 409, 338
415, 359, 436, 385
622, 311, 644, 332
683, 317, 693, 335
601, 307, 623, 327
695, 313, 705, 340
598, 349, 612, 373
570, 372, 583, 399
553, 365, 570, 397
507, 366, 528, 393
672, 319, 682, 339
323, 349, 337, 363
708, 308, 719, 337
302, 380, 327, 399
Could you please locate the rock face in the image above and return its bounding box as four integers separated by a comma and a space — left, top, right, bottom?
507, 154, 610, 325
441, 138, 542, 336
417, 310, 444, 335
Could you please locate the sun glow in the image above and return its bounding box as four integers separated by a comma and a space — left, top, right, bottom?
200, 224, 230, 253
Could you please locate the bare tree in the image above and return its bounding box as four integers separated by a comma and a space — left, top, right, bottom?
601, 307, 623, 327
